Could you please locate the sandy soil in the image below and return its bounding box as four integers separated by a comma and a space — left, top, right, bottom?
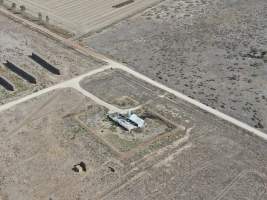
83, 0, 267, 132
0, 74, 266, 199
0, 14, 104, 103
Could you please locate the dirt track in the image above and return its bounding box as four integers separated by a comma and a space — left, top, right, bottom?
84, 0, 267, 132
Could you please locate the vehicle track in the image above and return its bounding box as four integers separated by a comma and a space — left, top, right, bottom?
0, 7, 266, 142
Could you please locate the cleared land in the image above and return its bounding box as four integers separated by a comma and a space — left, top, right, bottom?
9, 0, 161, 36
0, 1, 266, 200
0, 69, 266, 199
83, 0, 267, 132
0, 14, 104, 104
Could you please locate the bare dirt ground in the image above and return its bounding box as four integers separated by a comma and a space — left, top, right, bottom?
6, 0, 161, 37
0, 14, 105, 104
0, 2, 267, 200
83, 0, 267, 132
0, 70, 266, 200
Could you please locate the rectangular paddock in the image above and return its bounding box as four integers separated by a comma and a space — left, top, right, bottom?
9, 0, 160, 36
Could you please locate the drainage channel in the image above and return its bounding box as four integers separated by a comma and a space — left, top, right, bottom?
3, 60, 37, 84
29, 53, 60, 75
0, 76, 14, 91
112, 0, 135, 8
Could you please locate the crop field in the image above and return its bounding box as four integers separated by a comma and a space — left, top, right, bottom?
8, 0, 161, 36
0, 1, 266, 199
